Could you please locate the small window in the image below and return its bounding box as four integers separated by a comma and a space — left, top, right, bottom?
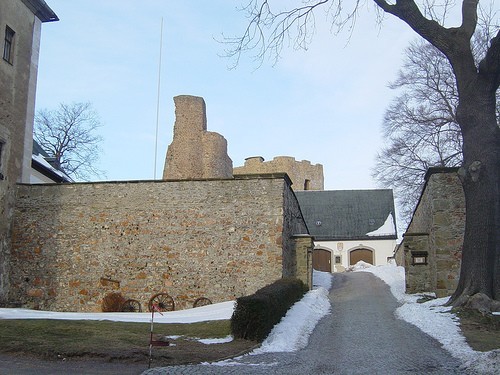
3, 26, 15, 64
335, 256, 341, 264
0, 141, 4, 180
304, 179, 311, 190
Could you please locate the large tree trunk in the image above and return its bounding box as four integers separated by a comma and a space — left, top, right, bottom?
449, 79, 500, 310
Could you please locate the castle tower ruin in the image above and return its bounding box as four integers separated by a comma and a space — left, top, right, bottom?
163, 95, 233, 180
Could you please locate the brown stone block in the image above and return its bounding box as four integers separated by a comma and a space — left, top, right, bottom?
69, 280, 81, 288
79, 289, 89, 295
136, 272, 147, 280
27, 289, 44, 298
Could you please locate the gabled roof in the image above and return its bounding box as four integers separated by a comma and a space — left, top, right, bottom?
295, 189, 397, 241
21, 0, 59, 23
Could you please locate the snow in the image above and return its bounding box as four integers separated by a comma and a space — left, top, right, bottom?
32, 153, 72, 182
0, 300, 235, 323
0, 266, 498, 373
366, 213, 396, 236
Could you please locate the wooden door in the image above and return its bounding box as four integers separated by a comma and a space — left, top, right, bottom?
349, 248, 374, 266
313, 249, 331, 272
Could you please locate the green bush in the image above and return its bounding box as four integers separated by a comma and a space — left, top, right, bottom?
231, 278, 308, 342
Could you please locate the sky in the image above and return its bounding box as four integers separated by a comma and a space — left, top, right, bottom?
1, 266, 498, 373
34, 0, 423, 190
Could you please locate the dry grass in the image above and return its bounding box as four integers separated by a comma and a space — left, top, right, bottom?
0, 319, 232, 361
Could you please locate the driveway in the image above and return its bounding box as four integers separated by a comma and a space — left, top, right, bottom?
144, 272, 465, 374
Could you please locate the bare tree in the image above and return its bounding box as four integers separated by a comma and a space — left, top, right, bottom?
374, 27, 500, 229
34, 102, 105, 181
373, 40, 464, 228
227, 1, 500, 310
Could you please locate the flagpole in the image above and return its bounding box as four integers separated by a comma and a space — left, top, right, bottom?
154, 17, 164, 180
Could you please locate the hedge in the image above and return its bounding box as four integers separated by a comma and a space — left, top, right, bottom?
231, 278, 308, 342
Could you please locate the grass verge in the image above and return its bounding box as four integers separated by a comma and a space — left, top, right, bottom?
0, 319, 231, 360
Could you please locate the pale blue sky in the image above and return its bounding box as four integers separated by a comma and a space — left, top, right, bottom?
35, 1, 421, 189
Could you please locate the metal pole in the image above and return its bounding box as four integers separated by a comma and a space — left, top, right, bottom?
154, 17, 164, 179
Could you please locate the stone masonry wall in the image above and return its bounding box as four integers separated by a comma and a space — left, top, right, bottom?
10, 175, 304, 312
401, 169, 465, 297
234, 156, 324, 191
163, 95, 233, 180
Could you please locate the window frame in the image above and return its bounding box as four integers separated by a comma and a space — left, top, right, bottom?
3, 25, 15, 64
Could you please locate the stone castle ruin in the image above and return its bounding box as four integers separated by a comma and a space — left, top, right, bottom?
163, 95, 324, 190
234, 156, 324, 191
163, 95, 233, 180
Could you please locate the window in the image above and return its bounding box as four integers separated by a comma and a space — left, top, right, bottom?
3, 26, 15, 64
0, 141, 4, 180
304, 179, 311, 190
335, 256, 341, 264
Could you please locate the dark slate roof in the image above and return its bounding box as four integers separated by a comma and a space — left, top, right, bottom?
295, 189, 397, 241
32, 139, 49, 157
21, 0, 59, 23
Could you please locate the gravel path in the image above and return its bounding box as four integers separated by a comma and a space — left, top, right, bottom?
144, 272, 465, 374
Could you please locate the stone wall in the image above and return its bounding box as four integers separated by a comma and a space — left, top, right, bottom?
234, 156, 324, 191
399, 168, 465, 297
10, 175, 309, 312
163, 95, 233, 180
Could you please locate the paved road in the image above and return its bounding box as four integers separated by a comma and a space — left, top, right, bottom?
144, 272, 465, 374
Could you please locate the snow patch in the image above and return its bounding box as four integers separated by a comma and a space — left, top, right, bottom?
197, 335, 233, 345
366, 213, 396, 236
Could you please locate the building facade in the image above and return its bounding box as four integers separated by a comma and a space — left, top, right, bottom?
395, 168, 465, 298
0, 0, 57, 304
296, 190, 398, 272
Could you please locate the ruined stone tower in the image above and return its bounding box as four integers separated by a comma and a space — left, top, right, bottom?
163, 95, 233, 180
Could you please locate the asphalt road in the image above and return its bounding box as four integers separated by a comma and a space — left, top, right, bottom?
144, 272, 465, 374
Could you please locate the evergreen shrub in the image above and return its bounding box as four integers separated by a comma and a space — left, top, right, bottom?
231, 278, 308, 341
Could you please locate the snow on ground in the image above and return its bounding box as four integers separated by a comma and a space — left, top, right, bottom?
0, 300, 235, 324
0, 265, 498, 373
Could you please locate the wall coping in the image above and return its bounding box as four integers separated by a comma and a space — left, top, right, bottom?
17, 173, 292, 188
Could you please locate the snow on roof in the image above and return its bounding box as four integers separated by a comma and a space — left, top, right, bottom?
32, 153, 72, 182
366, 213, 396, 237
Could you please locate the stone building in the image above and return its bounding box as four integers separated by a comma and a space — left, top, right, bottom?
0, 0, 57, 304
395, 168, 465, 297
234, 156, 324, 191
163, 95, 233, 180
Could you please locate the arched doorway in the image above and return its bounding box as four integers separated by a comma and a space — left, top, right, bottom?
313, 249, 331, 272
349, 248, 374, 266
